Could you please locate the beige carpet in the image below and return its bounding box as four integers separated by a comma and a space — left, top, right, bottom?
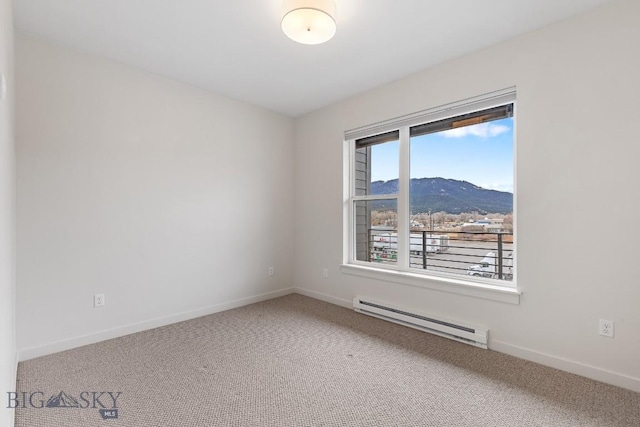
15, 294, 640, 426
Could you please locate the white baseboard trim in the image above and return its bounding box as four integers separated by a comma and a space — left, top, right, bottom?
491, 340, 640, 393
294, 287, 352, 309
18, 287, 296, 361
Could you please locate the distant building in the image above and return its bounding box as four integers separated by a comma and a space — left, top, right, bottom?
461, 218, 503, 233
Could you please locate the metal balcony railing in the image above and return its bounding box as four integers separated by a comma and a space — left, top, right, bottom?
367, 229, 514, 281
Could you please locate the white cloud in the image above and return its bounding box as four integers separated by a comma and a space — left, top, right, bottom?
441, 123, 510, 138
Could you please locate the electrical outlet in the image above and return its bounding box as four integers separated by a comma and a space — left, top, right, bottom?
322, 268, 328, 278
94, 293, 105, 308
268, 267, 274, 276
599, 319, 614, 338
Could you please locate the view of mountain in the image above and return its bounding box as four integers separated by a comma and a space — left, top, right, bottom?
371, 177, 513, 214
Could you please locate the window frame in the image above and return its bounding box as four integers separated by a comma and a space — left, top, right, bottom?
343, 88, 520, 304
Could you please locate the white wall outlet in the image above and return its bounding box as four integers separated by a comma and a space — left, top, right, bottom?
599, 319, 614, 337
268, 267, 274, 276
322, 268, 328, 278
94, 293, 105, 308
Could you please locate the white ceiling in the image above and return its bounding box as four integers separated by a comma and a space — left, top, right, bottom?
14, 0, 614, 117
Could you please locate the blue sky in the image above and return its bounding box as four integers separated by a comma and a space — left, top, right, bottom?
370, 118, 514, 193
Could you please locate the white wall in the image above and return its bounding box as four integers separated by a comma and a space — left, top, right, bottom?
294, 0, 640, 391
0, 0, 15, 425
16, 33, 295, 356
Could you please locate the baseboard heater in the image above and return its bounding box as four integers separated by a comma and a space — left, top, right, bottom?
353, 297, 488, 349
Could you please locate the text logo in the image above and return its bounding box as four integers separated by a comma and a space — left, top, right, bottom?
8, 390, 122, 420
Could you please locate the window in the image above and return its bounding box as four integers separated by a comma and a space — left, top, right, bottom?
346, 89, 516, 292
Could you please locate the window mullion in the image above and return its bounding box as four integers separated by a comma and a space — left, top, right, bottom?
397, 127, 410, 270
347, 139, 355, 263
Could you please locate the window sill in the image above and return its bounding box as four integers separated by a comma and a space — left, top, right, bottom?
340, 264, 521, 304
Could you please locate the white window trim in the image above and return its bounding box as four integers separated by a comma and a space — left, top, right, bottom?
343, 88, 520, 304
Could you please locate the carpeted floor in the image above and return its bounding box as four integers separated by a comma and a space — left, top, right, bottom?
14, 294, 640, 426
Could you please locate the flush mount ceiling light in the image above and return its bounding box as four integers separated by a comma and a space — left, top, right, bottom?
281, 0, 336, 45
